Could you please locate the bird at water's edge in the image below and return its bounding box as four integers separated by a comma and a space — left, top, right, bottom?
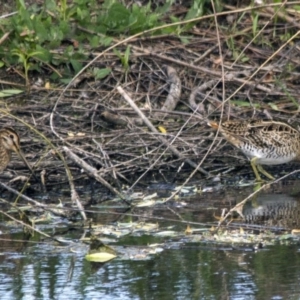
208, 119, 300, 181
0, 127, 33, 174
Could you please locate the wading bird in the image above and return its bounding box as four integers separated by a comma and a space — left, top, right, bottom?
0, 127, 34, 174
208, 119, 300, 181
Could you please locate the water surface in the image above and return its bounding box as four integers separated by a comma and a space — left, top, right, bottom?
1, 182, 300, 300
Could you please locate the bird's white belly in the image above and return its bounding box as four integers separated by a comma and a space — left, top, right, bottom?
242, 148, 295, 165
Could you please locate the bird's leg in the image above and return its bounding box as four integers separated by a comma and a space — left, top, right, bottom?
257, 164, 275, 180
250, 157, 275, 181
250, 157, 262, 181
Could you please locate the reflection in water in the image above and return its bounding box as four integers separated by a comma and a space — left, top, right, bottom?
0, 241, 299, 299
243, 194, 300, 228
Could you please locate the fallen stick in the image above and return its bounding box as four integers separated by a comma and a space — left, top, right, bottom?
117, 86, 209, 176
63, 146, 130, 205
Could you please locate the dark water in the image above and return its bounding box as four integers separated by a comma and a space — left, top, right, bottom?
1, 182, 300, 299
0, 242, 299, 300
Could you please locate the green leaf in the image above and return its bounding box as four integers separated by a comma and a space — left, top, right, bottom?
70, 59, 82, 73
89, 36, 100, 48
180, 36, 190, 44
252, 13, 259, 36
35, 45, 52, 62
0, 89, 24, 98
293, 5, 300, 12
60, 78, 73, 84
100, 36, 113, 47
268, 103, 278, 110
155, 0, 174, 14
113, 48, 122, 60
124, 45, 130, 65
93, 67, 111, 79
17, 0, 26, 10
230, 100, 260, 108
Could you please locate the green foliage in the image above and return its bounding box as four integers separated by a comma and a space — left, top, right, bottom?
0, 89, 24, 98
226, 37, 250, 63
252, 12, 259, 37
93, 67, 111, 80
183, 0, 222, 32
0, 0, 214, 82
230, 100, 261, 108
185, 0, 211, 21
12, 47, 44, 86
113, 46, 131, 71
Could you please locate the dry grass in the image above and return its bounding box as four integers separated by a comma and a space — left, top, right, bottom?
1, 3, 300, 197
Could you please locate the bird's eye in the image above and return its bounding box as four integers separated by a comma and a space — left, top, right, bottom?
9, 134, 14, 139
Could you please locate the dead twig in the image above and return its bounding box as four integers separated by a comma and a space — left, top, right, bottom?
63, 146, 131, 205
117, 86, 209, 176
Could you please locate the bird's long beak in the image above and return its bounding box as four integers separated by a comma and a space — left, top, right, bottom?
16, 149, 37, 180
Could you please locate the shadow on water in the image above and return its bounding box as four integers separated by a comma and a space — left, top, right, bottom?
0, 179, 300, 299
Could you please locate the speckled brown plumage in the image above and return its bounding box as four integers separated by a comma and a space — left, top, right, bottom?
0, 128, 32, 173
208, 120, 300, 181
